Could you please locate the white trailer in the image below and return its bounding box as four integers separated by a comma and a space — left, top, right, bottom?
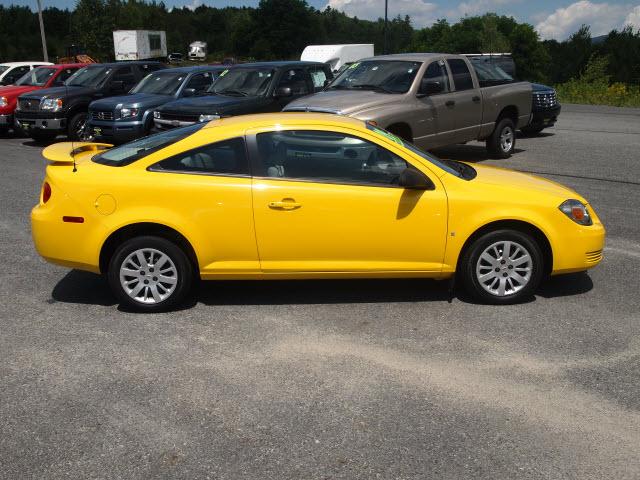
188, 41, 208, 61
301, 44, 374, 73
113, 30, 167, 61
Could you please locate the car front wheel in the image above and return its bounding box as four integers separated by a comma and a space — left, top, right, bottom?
108, 236, 193, 312
459, 229, 543, 304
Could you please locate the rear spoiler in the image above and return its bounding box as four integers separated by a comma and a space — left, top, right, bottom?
42, 142, 113, 164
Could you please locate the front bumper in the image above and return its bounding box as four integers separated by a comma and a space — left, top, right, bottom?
88, 119, 147, 144
0, 113, 13, 126
153, 117, 197, 131
551, 218, 605, 275
528, 105, 561, 129
15, 112, 66, 132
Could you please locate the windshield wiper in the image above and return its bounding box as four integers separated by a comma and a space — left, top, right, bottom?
349, 84, 395, 94
214, 89, 249, 97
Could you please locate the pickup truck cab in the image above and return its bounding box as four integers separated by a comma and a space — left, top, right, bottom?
285, 53, 532, 158
153, 61, 332, 131
15, 61, 166, 143
0, 63, 84, 134
0, 61, 53, 86
87, 65, 224, 144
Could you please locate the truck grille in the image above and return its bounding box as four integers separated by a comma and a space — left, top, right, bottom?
91, 110, 114, 121
18, 98, 39, 112
533, 91, 558, 108
157, 112, 199, 123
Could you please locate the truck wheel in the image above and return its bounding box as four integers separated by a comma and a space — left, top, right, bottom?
487, 118, 516, 158
521, 126, 545, 136
458, 229, 543, 304
107, 236, 193, 312
68, 112, 91, 141
30, 130, 58, 143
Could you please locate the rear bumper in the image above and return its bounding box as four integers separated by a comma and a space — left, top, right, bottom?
527, 105, 561, 129
15, 113, 66, 132
88, 119, 147, 144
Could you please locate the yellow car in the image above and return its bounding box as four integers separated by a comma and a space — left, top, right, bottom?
32, 113, 605, 311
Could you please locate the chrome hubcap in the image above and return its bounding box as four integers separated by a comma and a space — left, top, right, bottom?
119, 248, 178, 304
500, 126, 514, 152
476, 240, 532, 297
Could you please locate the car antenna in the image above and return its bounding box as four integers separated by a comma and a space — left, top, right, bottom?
65, 70, 77, 173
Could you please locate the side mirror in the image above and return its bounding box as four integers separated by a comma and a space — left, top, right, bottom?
275, 86, 292, 98
182, 87, 196, 97
110, 80, 125, 93
399, 167, 434, 190
418, 79, 443, 97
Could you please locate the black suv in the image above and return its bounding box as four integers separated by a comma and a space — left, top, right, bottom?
152, 61, 332, 130
15, 61, 166, 142
521, 83, 561, 135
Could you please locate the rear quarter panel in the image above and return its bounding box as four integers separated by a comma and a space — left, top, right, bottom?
479, 81, 532, 137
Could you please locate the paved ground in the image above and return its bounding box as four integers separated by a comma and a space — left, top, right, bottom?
1, 104, 639, 479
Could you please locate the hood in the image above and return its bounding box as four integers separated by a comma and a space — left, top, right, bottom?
471, 163, 582, 200
0, 85, 40, 99
20, 85, 92, 100
531, 83, 555, 93
284, 90, 401, 115
158, 94, 263, 115
90, 93, 170, 111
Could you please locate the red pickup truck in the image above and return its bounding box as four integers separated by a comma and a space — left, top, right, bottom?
0, 63, 85, 134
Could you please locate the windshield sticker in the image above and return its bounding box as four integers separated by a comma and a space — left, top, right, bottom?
371, 127, 404, 146
348, 62, 360, 69
219, 69, 229, 77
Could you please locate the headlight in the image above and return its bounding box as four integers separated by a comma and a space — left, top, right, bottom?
0, 96, 7, 107
199, 114, 220, 122
559, 199, 592, 226
120, 107, 139, 119
41, 98, 63, 111
153, 110, 161, 119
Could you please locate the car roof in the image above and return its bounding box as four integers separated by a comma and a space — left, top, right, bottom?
37, 63, 87, 69
159, 65, 226, 74
0, 61, 54, 67
360, 53, 455, 62
230, 61, 326, 69
201, 112, 365, 131
82, 61, 164, 68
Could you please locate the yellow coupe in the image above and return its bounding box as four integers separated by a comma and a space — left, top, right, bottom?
32, 113, 605, 311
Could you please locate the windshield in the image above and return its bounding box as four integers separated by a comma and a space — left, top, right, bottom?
93, 123, 205, 167
210, 68, 274, 97
131, 71, 187, 95
16, 67, 56, 86
65, 66, 113, 87
0, 66, 9, 75
365, 123, 476, 180
328, 60, 421, 94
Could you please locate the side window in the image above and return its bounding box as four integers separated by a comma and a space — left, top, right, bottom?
421, 61, 450, 94
53, 68, 76, 86
277, 69, 310, 95
256, 130, 408, 187
141, 63, 164, 73
4, 66, 30, 84
307, 66, 327, 91
446, 59, 475, 91
113, 66, 136, 90
185, 72, 214, 94
151, 138, 248, 175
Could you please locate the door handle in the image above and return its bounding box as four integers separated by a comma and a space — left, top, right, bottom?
472, 95, 481, 103
445, 100, 455, 107
268, 199, 301, 210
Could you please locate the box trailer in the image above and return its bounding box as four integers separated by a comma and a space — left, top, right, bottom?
301, 44, 374, 73
113, 30, 167, 61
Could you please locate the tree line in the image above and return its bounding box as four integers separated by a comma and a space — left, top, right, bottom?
1, 0, 639, 85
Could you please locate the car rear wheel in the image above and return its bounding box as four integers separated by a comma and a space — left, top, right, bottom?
107, 236, 193, 312
459, 229, 543, 304
487, 118, 516, 158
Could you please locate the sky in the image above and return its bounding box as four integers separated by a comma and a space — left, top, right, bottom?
2, 0, 639, 40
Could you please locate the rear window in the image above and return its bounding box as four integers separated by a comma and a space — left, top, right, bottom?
93, 123, 205, 166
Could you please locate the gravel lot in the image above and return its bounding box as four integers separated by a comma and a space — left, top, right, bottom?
1, 104, 639, 479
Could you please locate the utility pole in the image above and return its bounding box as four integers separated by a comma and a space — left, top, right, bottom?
36, 0, 49, 62
383, 0, 388, 54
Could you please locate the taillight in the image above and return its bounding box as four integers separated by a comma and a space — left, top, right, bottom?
42, 182, 51, 203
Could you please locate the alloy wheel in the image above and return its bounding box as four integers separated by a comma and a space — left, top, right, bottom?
475, 240, 532, 297
119, 248, 178, 304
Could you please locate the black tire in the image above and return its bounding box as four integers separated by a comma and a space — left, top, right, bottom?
521, 125, 545, 136
107, 236, 193, 312
486, 117, 516, 158
30, 130, 58, 143
458, 229, 544, 304
0, 126, 9, 137
68, 112, 90, 141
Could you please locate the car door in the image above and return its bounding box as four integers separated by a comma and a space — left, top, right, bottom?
272, 68, 312, 110
413, 59, 456, 150
446, 58, 482, 142
249, 127, 448, 273
109, 66, 137, 95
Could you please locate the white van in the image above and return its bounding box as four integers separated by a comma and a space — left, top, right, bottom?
301, 44, 374, 73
